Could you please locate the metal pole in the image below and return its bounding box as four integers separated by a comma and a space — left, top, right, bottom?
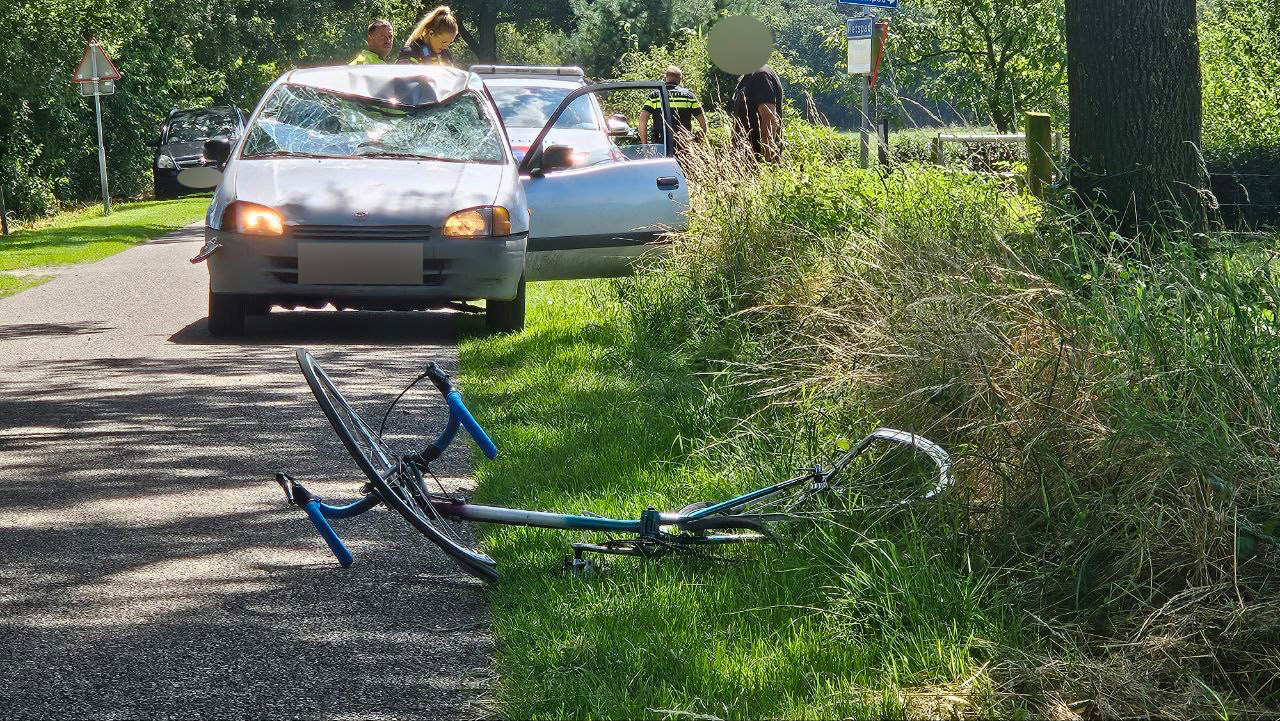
860, 74, 870, 169
93, 87, 110, 215
0, 181, 9, 236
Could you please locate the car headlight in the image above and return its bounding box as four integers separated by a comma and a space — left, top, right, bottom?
225, 201, 285, 236
442, 206, 512, 237
157, 154, 178, 169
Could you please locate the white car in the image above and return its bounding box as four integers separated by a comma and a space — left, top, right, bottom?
195, 64, 688, 336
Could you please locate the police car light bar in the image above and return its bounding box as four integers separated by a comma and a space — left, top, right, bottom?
470, 65, 584, 78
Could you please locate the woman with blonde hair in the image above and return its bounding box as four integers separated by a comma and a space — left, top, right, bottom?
397, 5, 458, 66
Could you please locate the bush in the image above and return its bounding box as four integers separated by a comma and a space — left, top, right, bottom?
615, 121, 1280, 715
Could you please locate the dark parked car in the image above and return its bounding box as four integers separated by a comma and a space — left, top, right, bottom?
151, 106, 246, 199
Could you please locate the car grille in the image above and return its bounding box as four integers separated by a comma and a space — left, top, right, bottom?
287, 225, 435, 241
267, 256, 450, 286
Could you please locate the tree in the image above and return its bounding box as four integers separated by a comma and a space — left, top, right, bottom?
448, 0, 575, 62
894, 0, 1066, 132
1066, 0, 1205, 229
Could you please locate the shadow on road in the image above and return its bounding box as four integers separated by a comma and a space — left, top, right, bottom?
168, 309, 462, 347
0, 348, 492, 718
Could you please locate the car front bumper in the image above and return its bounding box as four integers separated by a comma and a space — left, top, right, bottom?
203, 227, 527, 306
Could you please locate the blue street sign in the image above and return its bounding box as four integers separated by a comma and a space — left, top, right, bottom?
840, 0, 898, 8
846, 17, 875, 39
838, 0, 898, 9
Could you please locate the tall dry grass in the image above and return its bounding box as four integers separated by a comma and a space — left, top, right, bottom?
614, 122, 1280, 716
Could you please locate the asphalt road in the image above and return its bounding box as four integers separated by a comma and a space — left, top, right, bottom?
0, 225, 493, 719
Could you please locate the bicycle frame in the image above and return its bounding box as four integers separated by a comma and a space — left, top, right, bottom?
282, 356, 953, 571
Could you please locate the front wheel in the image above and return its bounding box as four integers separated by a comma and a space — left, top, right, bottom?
208, 291, 246, 336
486, 277, 526, 333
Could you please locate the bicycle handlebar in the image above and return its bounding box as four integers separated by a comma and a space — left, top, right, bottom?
414, 362, 498, 462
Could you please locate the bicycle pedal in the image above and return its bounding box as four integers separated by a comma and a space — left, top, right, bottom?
563, 554, 599, 576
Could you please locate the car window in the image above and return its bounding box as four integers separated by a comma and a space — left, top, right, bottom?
166, 111, 237, 143
487, 85, 600, 131
242, 85, 506, 163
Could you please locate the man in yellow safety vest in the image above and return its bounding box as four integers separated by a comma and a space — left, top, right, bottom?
350, 19, 393, 65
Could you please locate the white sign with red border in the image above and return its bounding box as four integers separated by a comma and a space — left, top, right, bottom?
73, 40, 121, 83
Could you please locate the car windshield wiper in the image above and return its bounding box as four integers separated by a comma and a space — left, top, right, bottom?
248, 150, 335, 159
356, 151, 438, 160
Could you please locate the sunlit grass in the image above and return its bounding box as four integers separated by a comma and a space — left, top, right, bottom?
458, 280, 1016, 720
0, 197, 209, 272
0, 273, 53, 300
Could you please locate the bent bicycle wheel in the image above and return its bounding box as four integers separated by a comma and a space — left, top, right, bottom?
746, 429, 954, 521
296, 349, 498, 583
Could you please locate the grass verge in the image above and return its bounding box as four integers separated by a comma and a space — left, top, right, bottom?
0, 197, 209, 298
458, 280, 1019, 719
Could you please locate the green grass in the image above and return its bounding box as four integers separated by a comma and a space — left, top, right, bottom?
0, 197, 209, 272
0, 273, 54, 300
458, 280, 1018, 720
0, 197, 208, 299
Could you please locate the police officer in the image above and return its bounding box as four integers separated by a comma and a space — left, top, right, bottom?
639, 66, 707, 155
397, 6, 458, 66
350, 19, 393, 64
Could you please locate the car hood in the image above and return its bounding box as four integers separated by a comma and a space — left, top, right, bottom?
227, 158, 507, 226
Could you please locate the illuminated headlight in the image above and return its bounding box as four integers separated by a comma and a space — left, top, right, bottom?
442, 206, 512, 237
225, 201, 284, 236
157, 154, 178, 169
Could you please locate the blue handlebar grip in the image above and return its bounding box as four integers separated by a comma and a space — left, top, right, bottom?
447, 391, 498, 460
303, 500, 354, 568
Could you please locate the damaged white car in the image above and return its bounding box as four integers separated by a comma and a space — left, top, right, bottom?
195, 64, 688, 336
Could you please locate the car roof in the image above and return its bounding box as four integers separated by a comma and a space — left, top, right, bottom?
282, 64, 481, 107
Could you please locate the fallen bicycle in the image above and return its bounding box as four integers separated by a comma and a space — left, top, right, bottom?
276, 349, 953, 583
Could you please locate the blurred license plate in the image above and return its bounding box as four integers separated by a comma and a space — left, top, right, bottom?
297, 242, 423, 285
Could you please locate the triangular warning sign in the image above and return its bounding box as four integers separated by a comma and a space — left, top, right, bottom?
72, 40, 121, 82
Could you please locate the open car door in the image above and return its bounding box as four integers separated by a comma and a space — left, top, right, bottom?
520, 82, 689, 281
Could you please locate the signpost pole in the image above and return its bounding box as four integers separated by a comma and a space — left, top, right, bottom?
93, 87, 110, 215
860, 75, 870, 169
0, 181, 9, 236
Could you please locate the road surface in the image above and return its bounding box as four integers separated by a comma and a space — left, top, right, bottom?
0, 225, 492, 719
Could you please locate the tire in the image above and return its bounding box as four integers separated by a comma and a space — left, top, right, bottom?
245, 295, 272, 316
208, 291, 246, 336
486, 277, 526, 333
295, 349, 499, 583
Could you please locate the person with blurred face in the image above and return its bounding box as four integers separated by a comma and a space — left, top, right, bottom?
398, 5, 458, 66
350, 19, 393, 64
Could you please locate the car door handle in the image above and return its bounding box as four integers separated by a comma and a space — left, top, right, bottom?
656, 176, 680, 190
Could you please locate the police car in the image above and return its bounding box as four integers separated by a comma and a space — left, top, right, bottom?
474, 65, 635, 166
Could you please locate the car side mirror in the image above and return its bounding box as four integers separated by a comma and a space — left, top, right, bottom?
606, 114, 632, 138
203, 137, 232, 166
541, 144, 576, 172
147, 138, 162, 148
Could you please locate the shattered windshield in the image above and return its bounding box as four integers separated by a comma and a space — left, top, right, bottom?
488, 85, 600, 130
167, 110, 237, 143
242, 84, 506, 163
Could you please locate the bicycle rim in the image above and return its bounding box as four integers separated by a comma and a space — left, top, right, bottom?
296, 349, 498, 583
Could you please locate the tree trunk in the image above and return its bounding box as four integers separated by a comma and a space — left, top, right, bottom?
1066, 0, 1205, 231
457, 0, 499, 62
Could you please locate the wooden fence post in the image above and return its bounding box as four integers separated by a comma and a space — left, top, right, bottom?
932, 135, 946, 165
1025, 112, 1052, 198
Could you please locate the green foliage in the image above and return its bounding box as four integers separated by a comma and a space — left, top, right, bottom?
0, 0, 428, 218
609, 126, 1280, 715
891, 0, 1067, 132
1200, 0, 1280, 163
459, 280, 1018, 719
